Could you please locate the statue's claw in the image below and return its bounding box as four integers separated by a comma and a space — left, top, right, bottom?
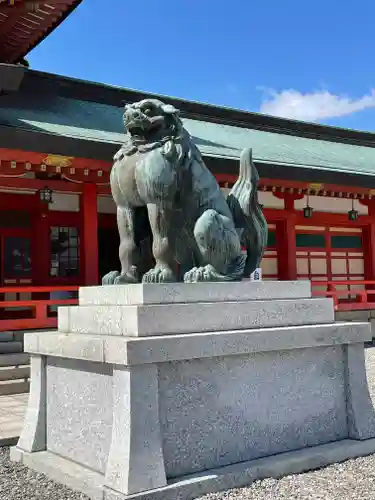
142, 266, 176, 283
184, 264, 241, 283
184, 265, 214, 283
102, 267, 139, 285
114, 274, 139, 284
102, 270, 120, 285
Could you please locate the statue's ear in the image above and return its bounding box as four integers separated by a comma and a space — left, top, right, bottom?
162, 104, 179, 115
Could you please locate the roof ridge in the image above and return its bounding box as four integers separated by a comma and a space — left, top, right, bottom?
24, 68, 375, 146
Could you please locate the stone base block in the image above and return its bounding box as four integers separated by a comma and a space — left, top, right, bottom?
11, 438, 375, 500
59, 282, 325, 337
79, 281, 312, 306
58, 297, 334, 336
11, 282, 375, 500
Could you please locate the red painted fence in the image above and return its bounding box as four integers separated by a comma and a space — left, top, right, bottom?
311, 280, 375, 311
0, 281, 374, 333
0, 286, 79, 332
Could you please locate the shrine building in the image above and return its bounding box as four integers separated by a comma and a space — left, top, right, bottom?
1, 0, 375, 331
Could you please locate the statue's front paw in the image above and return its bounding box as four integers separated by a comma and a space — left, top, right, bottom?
184, 266, 213, 283
115, 266, 139, 284
102, 268, 140, 285
102, 270, 120, 285
114, 274, 139, 284
184, 263, 242, 282
142, 267, 176, 283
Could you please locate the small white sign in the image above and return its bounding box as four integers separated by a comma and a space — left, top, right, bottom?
250, 268, 262, 281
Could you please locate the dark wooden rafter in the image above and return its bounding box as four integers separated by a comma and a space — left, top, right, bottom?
0, 0, 82, 63
0, 1, 68, 13
3, 12, 60, 62
0, 5, 56, 57
0, 7, 25, 39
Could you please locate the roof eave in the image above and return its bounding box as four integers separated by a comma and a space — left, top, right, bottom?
13, 0, 83, 64
20, 69, 375, 148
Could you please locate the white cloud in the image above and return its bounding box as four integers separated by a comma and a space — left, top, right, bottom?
259, 88, 375, 122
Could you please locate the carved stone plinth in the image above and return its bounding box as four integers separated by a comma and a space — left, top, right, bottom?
11, 281, 375, 500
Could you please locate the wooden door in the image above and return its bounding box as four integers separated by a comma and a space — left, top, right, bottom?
1, 229, 32, 285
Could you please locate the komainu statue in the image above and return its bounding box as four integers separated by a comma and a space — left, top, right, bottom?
102, 99, 268, 284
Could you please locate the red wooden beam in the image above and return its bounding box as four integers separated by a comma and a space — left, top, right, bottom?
0, 148, 112, 171
262, 207, 373, 227
276, 216, 297, 280
0, 176, 81, 192
0, 176, 111, 195
81, 183, 99, 286
0, 164, 110, 184
32, 195, 50, 285
215, 173, 375, 198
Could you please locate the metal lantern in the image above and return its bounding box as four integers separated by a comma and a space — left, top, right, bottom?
303, 195, 313, 218
39, 186, 53, 204
348, 199, 358, 221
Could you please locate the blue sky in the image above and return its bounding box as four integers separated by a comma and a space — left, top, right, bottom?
28, 0, 375, 131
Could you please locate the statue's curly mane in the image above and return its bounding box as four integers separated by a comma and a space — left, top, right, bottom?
109, 98, 268, 283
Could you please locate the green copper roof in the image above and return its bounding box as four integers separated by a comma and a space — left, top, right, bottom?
1, 94, 375, 177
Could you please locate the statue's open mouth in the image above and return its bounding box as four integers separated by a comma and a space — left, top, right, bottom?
126, 119, 161, 139
127, 126, 145, 136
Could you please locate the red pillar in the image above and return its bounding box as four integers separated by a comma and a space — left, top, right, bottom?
363, 227, 375, 282
361, 200, 375, 282
81, 183, 99, 286
32, 196, 50, 285
276, 216, 297, 280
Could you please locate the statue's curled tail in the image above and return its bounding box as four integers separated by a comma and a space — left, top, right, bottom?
226, 148, 268, 278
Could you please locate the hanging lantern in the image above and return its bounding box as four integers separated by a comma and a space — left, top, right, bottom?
348, 198, 358, 221
39, 186, 53, 204
303, 195, 313, 218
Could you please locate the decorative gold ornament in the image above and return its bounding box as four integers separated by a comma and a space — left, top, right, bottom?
43, 155, 73, 169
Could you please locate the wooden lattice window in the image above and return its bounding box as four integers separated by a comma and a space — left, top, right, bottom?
50, 226, 80, 277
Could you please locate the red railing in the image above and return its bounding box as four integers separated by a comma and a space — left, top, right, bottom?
311, 280, 375, 311
0, 281, 374, 332
0, 286, 79, 332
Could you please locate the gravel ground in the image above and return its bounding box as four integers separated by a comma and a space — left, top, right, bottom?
0, 447, 88, 500
2, 348, 375, 500
198, 457, 375, 499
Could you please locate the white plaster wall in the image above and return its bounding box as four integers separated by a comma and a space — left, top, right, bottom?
329, 227, 362, 233
295, 196, 368, 215
296, 225, 325, 231
220, 189, 284, 209
260, 255, 278, 276
49, 193, 80, 212
349, 259, 364, 274
48, 193, 117, 214
258, 191, 284, 209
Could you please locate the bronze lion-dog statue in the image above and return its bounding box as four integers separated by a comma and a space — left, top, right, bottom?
102, 99, 268, 284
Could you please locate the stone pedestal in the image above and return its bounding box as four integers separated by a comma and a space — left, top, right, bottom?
11, 280, 375, 500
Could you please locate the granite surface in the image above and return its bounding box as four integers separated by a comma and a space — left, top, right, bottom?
11, 280, 375, 499
46, 358, 113, 474
159, 346, 348, 478
105, 364, 166, 495
24, 322, 371, 365
79, 281, 312, 306
7, 349, 375, 500
17, 355, 46, 453
58, 298, 334, 337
